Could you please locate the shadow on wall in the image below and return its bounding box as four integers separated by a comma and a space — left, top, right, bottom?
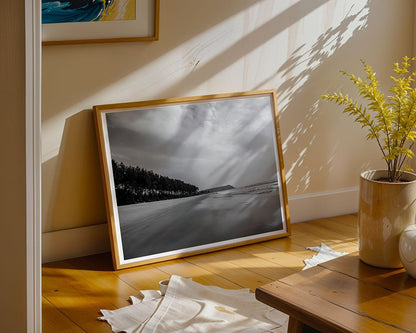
157, 1, 372, 195
156, 0, 333, 98
275, 0, 414, 195
273, 3, 370, 194
42, 0, 332, 119
42, 110, 106, 232
41, 1, 262, 118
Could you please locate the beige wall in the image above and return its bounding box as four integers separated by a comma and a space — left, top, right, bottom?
0, 0, 27, 331
42, 0, 415, 260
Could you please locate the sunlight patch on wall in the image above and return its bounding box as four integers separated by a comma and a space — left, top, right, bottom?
277, 1, 369, 114
72, 0, 340, 107
277, 1, 369, 194
42, 0, 334, 165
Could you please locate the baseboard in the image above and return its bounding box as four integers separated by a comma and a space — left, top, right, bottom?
288, 187, 359, 223
42, 187, 359, 262
42, 223, 110, 263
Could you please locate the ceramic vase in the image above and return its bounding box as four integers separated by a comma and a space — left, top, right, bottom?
358, 170, 416, 268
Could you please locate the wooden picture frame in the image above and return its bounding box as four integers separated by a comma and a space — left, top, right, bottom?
94, 90, 290, 270
42, 0, 159, 45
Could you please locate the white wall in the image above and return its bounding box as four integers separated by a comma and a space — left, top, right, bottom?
42, 0, 415, 262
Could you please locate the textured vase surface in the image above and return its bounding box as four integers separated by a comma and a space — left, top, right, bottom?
399, 225, 416, 278
358, 170, 416, 268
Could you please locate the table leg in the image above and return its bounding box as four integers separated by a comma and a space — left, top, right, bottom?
288, 317, 322, 333
288, 316, 305, 333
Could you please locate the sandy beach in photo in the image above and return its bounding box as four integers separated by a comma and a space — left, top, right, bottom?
119, 182, 283, 260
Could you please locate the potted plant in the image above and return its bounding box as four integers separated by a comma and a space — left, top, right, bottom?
321, 56, 416, 268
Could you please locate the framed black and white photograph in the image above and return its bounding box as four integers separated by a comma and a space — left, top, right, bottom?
94, 90, 290, 269
42, 0, 159, 45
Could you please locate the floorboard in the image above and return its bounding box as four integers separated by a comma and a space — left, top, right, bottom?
42, 214, 359, 332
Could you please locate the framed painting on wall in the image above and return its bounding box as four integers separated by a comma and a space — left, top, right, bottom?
94, 90, 291, 270
42, 0, 159, 45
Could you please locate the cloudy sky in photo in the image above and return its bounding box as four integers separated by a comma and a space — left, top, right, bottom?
105, 95, 279, 190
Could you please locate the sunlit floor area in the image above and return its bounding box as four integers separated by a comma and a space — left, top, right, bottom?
42, 214, 358, 332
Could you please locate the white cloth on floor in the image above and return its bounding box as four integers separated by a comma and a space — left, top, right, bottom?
99, 275, 288, 333
303, 242, 348, 270
99, 290, 162, 333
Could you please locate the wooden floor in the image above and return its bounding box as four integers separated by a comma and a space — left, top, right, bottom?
42, 214, 358, 332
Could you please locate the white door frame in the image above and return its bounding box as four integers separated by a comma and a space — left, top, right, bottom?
26, 0, 42, 331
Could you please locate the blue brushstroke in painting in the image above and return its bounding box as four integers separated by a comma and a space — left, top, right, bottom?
42, 0, 114, 24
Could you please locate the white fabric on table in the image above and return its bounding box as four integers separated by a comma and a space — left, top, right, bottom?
303, 242, 348, 270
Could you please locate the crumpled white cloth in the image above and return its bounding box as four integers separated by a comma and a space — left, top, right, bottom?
99, 275, 288, 333
303, 242, 348, 270
99, 290, 162, 333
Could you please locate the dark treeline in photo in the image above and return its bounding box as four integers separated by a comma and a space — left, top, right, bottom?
112, 160, 199, 205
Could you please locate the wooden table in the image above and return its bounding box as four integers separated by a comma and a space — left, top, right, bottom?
255, 252, 416, 333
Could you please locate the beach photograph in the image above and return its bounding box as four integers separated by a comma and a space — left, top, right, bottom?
103, 93, 288, 262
